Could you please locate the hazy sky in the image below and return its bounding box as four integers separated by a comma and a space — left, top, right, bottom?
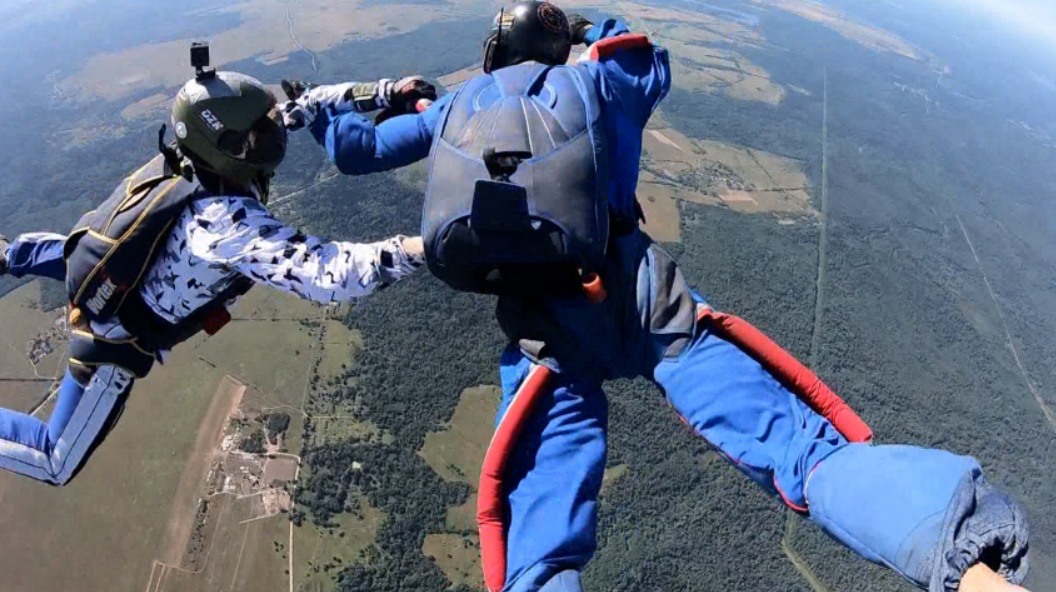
951, 0, 1056, 42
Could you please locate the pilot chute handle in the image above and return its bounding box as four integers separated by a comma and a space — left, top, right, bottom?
483, 148, 532, 182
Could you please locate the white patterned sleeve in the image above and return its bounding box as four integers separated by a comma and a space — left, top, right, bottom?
187, 197, 424, 303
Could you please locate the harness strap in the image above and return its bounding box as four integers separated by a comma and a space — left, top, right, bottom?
69, 329, 155, 381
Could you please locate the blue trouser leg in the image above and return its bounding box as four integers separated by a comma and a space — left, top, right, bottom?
5, 233, 67, 280
653, 309, 846, 509
0, 365, 133, 485
808, 444, 1029, 591
494, 347, 607, 592
653, 293, 1029, 590
501, 232, 1028, 591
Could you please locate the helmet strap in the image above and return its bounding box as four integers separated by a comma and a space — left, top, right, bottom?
158, 124, 189, 178
484, 7, 507, 74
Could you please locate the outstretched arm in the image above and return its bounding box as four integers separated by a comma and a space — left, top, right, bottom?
308, 92, 453, 176
186, 197, 424, 303
575, 18, 671, 128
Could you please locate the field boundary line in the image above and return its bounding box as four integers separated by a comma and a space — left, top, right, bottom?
229, 524, 253, 591
809, 67, 830, 366
783, 66, 833, 592
947, 204, 1056, 434
239, 510, 282, 526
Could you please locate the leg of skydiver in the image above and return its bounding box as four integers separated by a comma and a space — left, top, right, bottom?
0, 233, 133, 485
1, 232, 68, 281
479, 345, 607, 592
652, 296, 1029, 591
0, 364, 133, 485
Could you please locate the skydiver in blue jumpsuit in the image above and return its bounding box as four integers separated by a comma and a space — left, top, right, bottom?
282, 3, 1031, 591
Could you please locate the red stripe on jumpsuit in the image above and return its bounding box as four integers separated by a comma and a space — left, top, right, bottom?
478, 364, 553, 592
695, 306, 873, 443
672, 306, 871, 513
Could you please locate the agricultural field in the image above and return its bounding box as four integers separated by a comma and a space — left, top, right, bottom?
0, 283, 370, 592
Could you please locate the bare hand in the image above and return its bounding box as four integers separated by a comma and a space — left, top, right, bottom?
960, 564, 1030, 592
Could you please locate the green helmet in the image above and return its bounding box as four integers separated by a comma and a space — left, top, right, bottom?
171, 71, 286, 187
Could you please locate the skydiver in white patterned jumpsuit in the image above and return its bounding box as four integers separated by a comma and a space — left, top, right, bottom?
0, 62, 437, 485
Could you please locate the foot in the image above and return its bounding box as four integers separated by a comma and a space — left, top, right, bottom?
0, 235, 9, 275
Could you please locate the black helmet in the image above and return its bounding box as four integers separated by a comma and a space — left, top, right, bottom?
483, 1, 572, 74
172, 71, 286, 189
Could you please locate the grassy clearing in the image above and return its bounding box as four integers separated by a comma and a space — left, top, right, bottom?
423, 533, 485, 590
292, 495, 386, 591
0, 347, 226, 592
637, 182, 683, 243
419, 385, 500, 486
445, 494, 478, 533
233, 289, 325, 323
602, 464, 629, 492
753, 0, 922, 59
317, 320, 362, 381
159, 494, 258, 592
417, 386, 501, 590
196, 320, 317, 406
232, 515, 290, 592
314, 416, 388, 446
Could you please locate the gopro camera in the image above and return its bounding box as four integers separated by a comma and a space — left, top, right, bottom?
191, 42, 215, 80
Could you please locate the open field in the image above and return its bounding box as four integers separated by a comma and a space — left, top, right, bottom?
63, 0, 491, 102
0, 281, 358, 592
423, 533, 485, 590
0, 346, 227, 592
232, 289, 327, 323
120, 92, 171, 122
291, 496, 386, 591
154, 495, 288, 592
0, 281, 66, 382
159, 375, 247, 567
419, 385, 501, 486
196, 321, 317, 403
418, 385, 501, 591
635, 112, 815, 242
751, 0, 924, 60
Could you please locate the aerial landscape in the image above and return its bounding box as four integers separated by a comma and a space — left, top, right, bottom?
0, 0, 1054, 591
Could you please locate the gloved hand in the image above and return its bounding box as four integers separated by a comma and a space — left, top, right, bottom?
0, 235, 9, 276
567, 14, 594, 45
279, 76, 436, 130
375, 76, 437, 124
279, 79, 363, 131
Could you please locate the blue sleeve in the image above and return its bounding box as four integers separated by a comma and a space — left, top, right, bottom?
580, 19, 671, 128
309, 93, 453, 176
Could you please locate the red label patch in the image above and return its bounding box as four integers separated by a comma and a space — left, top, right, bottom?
537, 2, 568, 34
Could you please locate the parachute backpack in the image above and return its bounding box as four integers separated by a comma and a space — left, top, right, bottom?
63, 152, 252, 379
422, 61, 610, 299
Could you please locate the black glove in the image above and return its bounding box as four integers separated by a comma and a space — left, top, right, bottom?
281, 79, 310, 101
375, 76, 437, 124
567, 14, 594, 45
380, 76, 438, 115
